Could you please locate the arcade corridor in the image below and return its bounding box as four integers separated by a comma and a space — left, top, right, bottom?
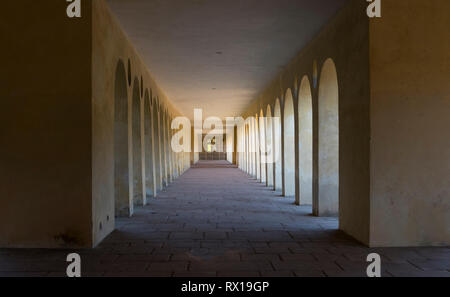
1, 0, 450, 279
1, 161, 448, 277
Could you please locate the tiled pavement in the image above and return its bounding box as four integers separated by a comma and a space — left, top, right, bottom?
1, 161, 449, 277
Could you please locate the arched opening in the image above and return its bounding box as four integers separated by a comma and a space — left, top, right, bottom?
243, 124, 246, 170
159, 106, 167, 187
298, 76, 313, 206
259, 110, 266, 184
245, 119, 251, 175
243, 125, 246, 172
153, 100, 161, 192
171, 116, 176, 178
246, 123, 250, 175
168, 115, 174, 181
255, 114, 261, 181
283, 89, 295, 197
245, 121, 249, 173
144, 90, 156, 199
132, 77, 144, 206
266, 105, 274, 188
248, 119, 253, 176
240, 125, 244, 170
317, 58, 339, 216
114, 60, 131, 217
274, 99, 282, 191
164, 111, 171, 182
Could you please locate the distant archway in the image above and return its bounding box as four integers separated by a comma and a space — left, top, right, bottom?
266, 105, 274, 188
317, 58, 339, 216
298, 76, 313, 206
274, 99, 282, 191
283, 89, 295, 197
114, 60, 131, 217
132, 77, 144, 206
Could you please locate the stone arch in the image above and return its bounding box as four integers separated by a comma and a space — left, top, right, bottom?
242, 123, 246, 171
259, 109, 266, 184
255, 113, 260, 180
298, 76, 313, 206
153, 97, 162, 192
247, 118, 252, 175
164, 110, 171, 183
144, 89, 156, 199
243, 123, 246, 171
247, 117, 252, 176
132, 77, 144, 206
242, 124, 246, 172
239, 125, 243, 170
266, 105, 274, 188
246, 121, 250, 174
283, 89, 295, 197
114, 60, 131, 217
274, 98, 282, 191
167, 114, 174, 181
317, 58, 339, 216
172, 115, 178, 177
165, 110, 170, 182
172, 116, 177, 178
241, 124, 245, 171
159, 105, 167, 187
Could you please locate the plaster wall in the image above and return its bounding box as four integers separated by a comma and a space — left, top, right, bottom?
0, 1, 93, 247
369, 0, 450, 246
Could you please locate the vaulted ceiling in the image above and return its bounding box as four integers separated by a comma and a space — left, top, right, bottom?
107, 0, 348, 120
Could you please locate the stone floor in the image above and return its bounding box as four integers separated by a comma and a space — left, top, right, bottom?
1, 161, 449, 277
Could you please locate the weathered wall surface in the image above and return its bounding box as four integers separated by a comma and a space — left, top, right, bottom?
369, 0, 450, 246
0, 1, 93, 247
92, 0, 184, 246
240, 0, 371, 244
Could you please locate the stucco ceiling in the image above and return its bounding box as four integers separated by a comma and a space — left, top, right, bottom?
107, 0, 348, 120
